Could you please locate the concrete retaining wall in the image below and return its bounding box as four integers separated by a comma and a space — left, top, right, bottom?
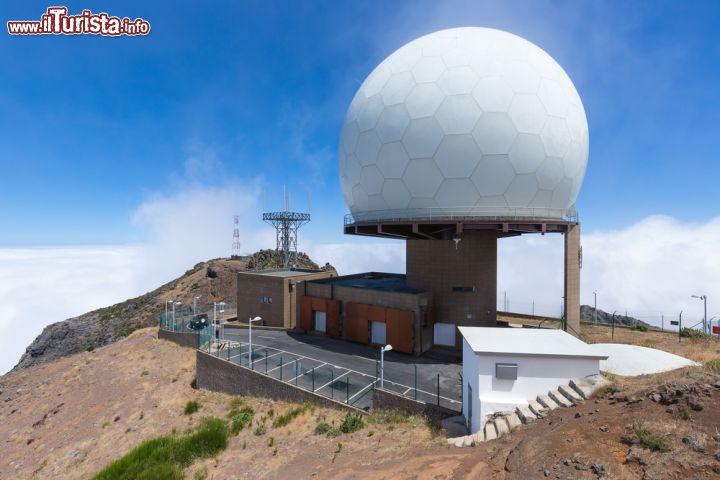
158, 329, 199, 348
373, 388, 457, 417
196, 350, 364, 413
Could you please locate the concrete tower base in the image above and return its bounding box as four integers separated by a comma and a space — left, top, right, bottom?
406, 231, 497, 347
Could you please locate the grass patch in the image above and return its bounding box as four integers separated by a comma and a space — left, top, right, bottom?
340, 412, 365, 434
228, 407, 254, 435
704, 358, 720, 373
272, 401, 313, 428
184, 401, 200, 415
314, 422, 331, 435
591, 382, 617, 399
633, 420, 670, 452
86, 346, 95, 352
680, 328, 712, 339
94, 417, 228, 480
631, 323, 648, 332
254, 424, 267, 436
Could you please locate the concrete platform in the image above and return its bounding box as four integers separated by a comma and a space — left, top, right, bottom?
591, 343, 698, 376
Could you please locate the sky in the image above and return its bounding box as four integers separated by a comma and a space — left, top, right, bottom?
1, 0, 719, 373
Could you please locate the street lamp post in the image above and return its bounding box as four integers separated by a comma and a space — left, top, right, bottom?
172, 301, 181, 330
193, 296, 201, 316
691, 295, 707, 333
380, 344, 393, 389
593, 291, 598, 324
248, 316, 262, 368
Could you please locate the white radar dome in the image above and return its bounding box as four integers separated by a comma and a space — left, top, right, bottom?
338, 27, 588, 221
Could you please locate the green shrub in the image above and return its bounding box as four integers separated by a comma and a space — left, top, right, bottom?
184, 401, 199, 415
340, 412, 365, 434
229, 407, 254, 435
254, 424, 267, 436
94, 417, 228, 480
680, 328, 711, 339
314, 422, 331, 435
272, 401, 313, 428
631, 323, 648, 332
86, 346, 95, 352
633, 420, 670, 452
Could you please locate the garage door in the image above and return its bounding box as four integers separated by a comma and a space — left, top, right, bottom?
314, 311, 326, 333
434, 322, 456, 346
371, 321, 387, 345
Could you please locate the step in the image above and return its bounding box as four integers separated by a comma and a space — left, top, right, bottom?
559, 384, 583, 402
471, 431, 485, 443
503, 412, 522, 430
494, 417, 510, 437
484, 422, 498, 441
569, 378, 593, 399
528, 400, 547, 417
516, 405, 537, 424
549, 389, 573, 408
537, 394, 559, 410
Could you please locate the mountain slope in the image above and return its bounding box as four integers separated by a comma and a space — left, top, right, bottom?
14, 251, 332, 371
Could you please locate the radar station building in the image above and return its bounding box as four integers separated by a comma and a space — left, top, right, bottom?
296, 27, 588, 354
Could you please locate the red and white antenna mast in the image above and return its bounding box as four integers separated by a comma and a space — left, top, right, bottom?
231, 215, 241, 258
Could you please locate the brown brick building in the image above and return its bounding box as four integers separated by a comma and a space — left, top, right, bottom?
236, 269, 336, 329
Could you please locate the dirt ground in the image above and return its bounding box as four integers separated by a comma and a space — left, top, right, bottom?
2, 327, 720, 479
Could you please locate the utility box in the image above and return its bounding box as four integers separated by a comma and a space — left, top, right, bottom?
495, 362, 518, 380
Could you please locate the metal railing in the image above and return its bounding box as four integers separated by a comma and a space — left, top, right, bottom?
344, 206, 578, 225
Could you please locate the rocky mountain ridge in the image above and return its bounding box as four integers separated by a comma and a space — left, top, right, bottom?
14, 251, 332, 371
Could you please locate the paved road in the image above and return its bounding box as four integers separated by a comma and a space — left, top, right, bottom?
220, 328, 462, 412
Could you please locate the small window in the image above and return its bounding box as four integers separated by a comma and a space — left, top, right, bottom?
261, 296, 273, 304
451, 286, 475, 293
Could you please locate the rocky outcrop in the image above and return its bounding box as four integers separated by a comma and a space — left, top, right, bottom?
580, 305, 652, 329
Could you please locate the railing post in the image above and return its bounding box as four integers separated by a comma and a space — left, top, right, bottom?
279, 356, 283, 380
346, 377, 350, 404
311, 367, 316, 392
295, 360, 299, 385
265, 349, 268, 374
330, 369, 334, 400
437, 373, 440, 406
414, 364, 418, 400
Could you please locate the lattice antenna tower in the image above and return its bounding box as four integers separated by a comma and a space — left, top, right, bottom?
231, 215, 242, 258
262, 185, 311, 269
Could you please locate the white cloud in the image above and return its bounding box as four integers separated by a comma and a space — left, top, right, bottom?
2, 209, 718, 374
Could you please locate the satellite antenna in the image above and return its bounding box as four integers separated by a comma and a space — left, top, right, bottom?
262, 185, 311, 269
231, 215, 242, 258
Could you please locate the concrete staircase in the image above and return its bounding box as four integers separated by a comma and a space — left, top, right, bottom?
447, 375, 609, 447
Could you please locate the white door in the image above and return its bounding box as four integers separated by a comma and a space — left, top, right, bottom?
371, 321, 387, 345
434, 322, 456, 346
314, 311, 326, 332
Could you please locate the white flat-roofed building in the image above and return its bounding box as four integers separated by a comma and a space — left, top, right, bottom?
459, 327, 607, 433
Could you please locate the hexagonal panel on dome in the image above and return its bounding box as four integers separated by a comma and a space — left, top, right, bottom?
411, 56, 446, 83
435, 178, 479, 207
434, 94, 482, 135
437, 66, 478, 95
367, 194, 389, 211
498, 60, 541, 94
537, 78, 570, 117
381, 72, 415, 106
504, 174, 539, 207
376, 104, 411, 143
376, 142, 410, 179
381, 179, 412, 209
509, 133, 546, 174
402, 158, 443, 197
405, 83, 445, 118
402, 117, 444, 158
341, 121, 361, 156
356, 95, 384, 131
355, 130, 382, 167
535, 156, 564, 190
434, 134, 482, 178
362, 67, 391, 99
508, 94, 547, 134
472, 76, 515, 113
471, 154, 515, 196
351, 184, 369, 211
360, 165, 385, 195
472, 113, 518, 155
540, 116, 571, 158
